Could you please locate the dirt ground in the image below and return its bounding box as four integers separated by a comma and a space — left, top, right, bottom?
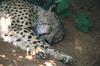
0, 0, 100, 66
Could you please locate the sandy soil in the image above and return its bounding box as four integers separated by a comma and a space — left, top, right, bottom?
0, 0, 100, 66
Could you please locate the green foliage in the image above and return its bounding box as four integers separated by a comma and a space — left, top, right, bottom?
75, 12, 93, 32
57, 8, 71, 18
56, 0, 70, 13
56, 0, 71, 17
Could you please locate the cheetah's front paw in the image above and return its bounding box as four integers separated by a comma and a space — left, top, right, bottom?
31, 46, 47, 60
36, 52, 47, 60
60, 55, 73, 65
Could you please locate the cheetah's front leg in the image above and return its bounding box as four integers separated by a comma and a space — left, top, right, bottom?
36, 44, 73, 64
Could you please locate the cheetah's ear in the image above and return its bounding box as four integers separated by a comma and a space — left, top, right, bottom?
47, 5, 55, 14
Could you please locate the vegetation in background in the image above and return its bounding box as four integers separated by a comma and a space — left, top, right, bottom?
75, 12, 93, 32
55, 0, 71, 17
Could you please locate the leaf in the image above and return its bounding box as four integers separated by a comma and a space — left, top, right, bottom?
57, 0, 70, 13
75, 12, 93, 32
58, 8, 71, 17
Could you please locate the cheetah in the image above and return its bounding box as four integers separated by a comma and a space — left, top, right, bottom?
0, 0, 73, 64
